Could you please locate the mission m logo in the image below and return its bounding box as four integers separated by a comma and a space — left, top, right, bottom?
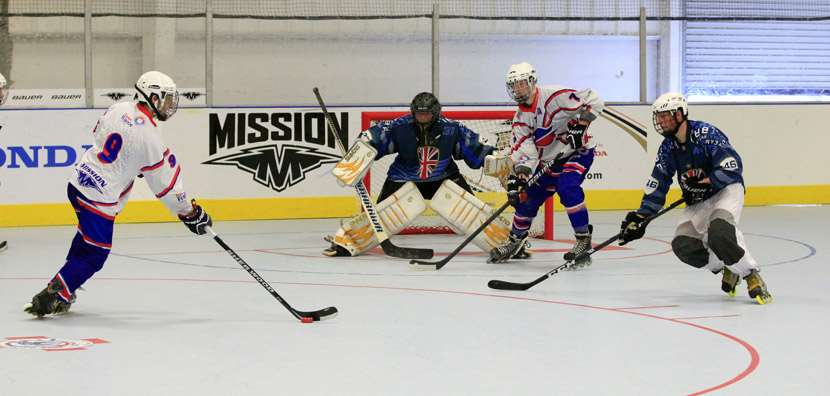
204, 112, 348, 192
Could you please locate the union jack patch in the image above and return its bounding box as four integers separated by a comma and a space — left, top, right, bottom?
417, 146, 440, 180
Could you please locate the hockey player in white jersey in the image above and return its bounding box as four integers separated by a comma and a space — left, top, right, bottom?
24, 71, 213, 317
489, 62, 604, 268
618, 92, 772, 304
0, 72, 9, 253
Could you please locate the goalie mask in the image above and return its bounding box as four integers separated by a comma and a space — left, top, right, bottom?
410, 92, 441, 127
0, 72, 7, 106
652, 92, 688, 137
506, 62, 537, 104
135, 71, 179, 121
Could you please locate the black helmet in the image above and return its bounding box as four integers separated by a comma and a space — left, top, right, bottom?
410, 92, 441, 125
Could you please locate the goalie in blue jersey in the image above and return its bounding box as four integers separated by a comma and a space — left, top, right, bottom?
325, 92, 512, 257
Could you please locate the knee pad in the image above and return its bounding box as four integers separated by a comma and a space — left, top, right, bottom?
707, 218, 745, 265
671, 235, 709, 268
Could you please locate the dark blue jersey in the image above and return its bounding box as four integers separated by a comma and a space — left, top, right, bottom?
364, 114, 495, 182
639, 120, 744, 215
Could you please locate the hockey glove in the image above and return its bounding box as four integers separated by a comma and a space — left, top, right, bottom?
506, 174, 529, 206
566, 121, 588, 150
679, 168, 710, 205
179, 199, 213, 235
619, 211, 647, 246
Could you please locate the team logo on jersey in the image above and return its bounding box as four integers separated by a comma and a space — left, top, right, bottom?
121, 113, 134, 127
0, 336, 109, 352
417, 145, 440, 179
76, 165, 106, 194
204, 111, 349, 192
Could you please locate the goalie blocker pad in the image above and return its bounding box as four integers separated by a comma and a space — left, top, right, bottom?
331, 181, 426, 255
430, 179, 511, 252
332, 140, 377, 187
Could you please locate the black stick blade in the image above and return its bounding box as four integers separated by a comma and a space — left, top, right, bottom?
299, 306, 339, 322
487, 279, 535, 291
380, 240, 434, 259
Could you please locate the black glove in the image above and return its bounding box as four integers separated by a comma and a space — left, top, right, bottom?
619, 211, 647, 246
506, 174, 529, 206
179, 200, 213, 235
679, 168, 710, 205
566, 121, 588, 149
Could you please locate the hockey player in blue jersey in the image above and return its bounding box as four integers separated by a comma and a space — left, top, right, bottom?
619, 92, 772, 304
324, 92, 509, 257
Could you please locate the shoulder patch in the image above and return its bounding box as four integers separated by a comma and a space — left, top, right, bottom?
121, 113, 134, 127
644, 176, 659, 195
719, 156, 738, 170
168, 154, 177, 168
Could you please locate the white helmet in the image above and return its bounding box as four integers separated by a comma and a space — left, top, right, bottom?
135, 71, 179, 121
0, 72, 8, 106
651, 92, 688, 136
506, 62, 537, 104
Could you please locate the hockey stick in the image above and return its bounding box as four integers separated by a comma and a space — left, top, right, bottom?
487, 198, 684, 291
313, 87, 433, 260
207, 227, 338, 323
409, 157, 560, 271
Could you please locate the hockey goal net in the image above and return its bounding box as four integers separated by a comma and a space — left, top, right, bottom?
361, 110, 554, 240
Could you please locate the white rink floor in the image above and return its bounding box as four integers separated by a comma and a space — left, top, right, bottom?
0, 206, 828, 395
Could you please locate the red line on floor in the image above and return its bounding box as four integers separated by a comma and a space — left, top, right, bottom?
1, 276, 759, 394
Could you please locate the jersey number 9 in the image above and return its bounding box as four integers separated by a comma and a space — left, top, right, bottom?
97, 133, 124, 164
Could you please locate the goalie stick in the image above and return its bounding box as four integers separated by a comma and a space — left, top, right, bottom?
313, 87, 434, 260
207, 227, 338, 322
409, 156, 561, 271
487, 198, 684, 291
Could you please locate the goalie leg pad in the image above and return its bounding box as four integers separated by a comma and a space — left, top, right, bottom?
331, 140, 377, 187
430, 179, 511, 252
330, 182, 426, 256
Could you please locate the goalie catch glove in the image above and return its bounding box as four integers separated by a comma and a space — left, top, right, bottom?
179, 199, 213, 235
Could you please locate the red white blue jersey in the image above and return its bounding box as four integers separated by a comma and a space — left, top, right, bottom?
509, 85, 604, 172
68, 100, 192, 218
